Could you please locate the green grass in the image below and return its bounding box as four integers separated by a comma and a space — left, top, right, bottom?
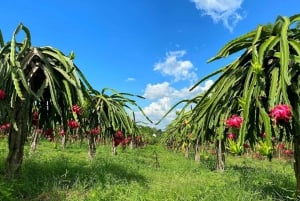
0, 139, 297, 201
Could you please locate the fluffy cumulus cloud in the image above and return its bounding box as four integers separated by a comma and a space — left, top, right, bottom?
143, 97, 173, 121
143, 81, 212, 101
134, 49, 215, 129
143, 82, 175, 100
190, 0, 244, 32
137, 79, 214, 129
154, 50, 197, 82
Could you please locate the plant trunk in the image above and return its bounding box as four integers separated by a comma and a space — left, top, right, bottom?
153, 151, 160, 168
112, 145, 117, 155
30, 129, 39, 153
5, 101, 27, 178
79, 133, 83, 148
216, 139, 225, 172
129, 140, 134, 149
194, 137, 201, 162
88, 134, 96, 159
61, 135, 66, 149
185, 144, 189, 158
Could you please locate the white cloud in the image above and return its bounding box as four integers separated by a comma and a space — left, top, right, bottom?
134, 50, 215, 129
198, 79, 214, 91
137, 79, 214, 129
190, 0, 244, 32
143, 80, 213, 101
140, 97, 178, 129
143, 82, 175, 100
143, 97, 173, 119
126, 77, 135, 82
154, 50, 197, 82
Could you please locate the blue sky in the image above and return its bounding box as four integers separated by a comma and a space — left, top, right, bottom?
1, 0, 299, 129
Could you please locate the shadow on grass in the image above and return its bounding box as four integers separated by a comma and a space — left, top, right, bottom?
227, 161, 297, 201
0, 155, 147, 201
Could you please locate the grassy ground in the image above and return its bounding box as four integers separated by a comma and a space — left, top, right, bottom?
0, 139, 297, 201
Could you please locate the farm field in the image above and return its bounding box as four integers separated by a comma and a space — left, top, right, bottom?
0, 139, 296, 201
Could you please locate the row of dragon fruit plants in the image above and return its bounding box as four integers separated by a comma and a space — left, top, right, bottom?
163, 104, 294, 161
0, 89, 147, 154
